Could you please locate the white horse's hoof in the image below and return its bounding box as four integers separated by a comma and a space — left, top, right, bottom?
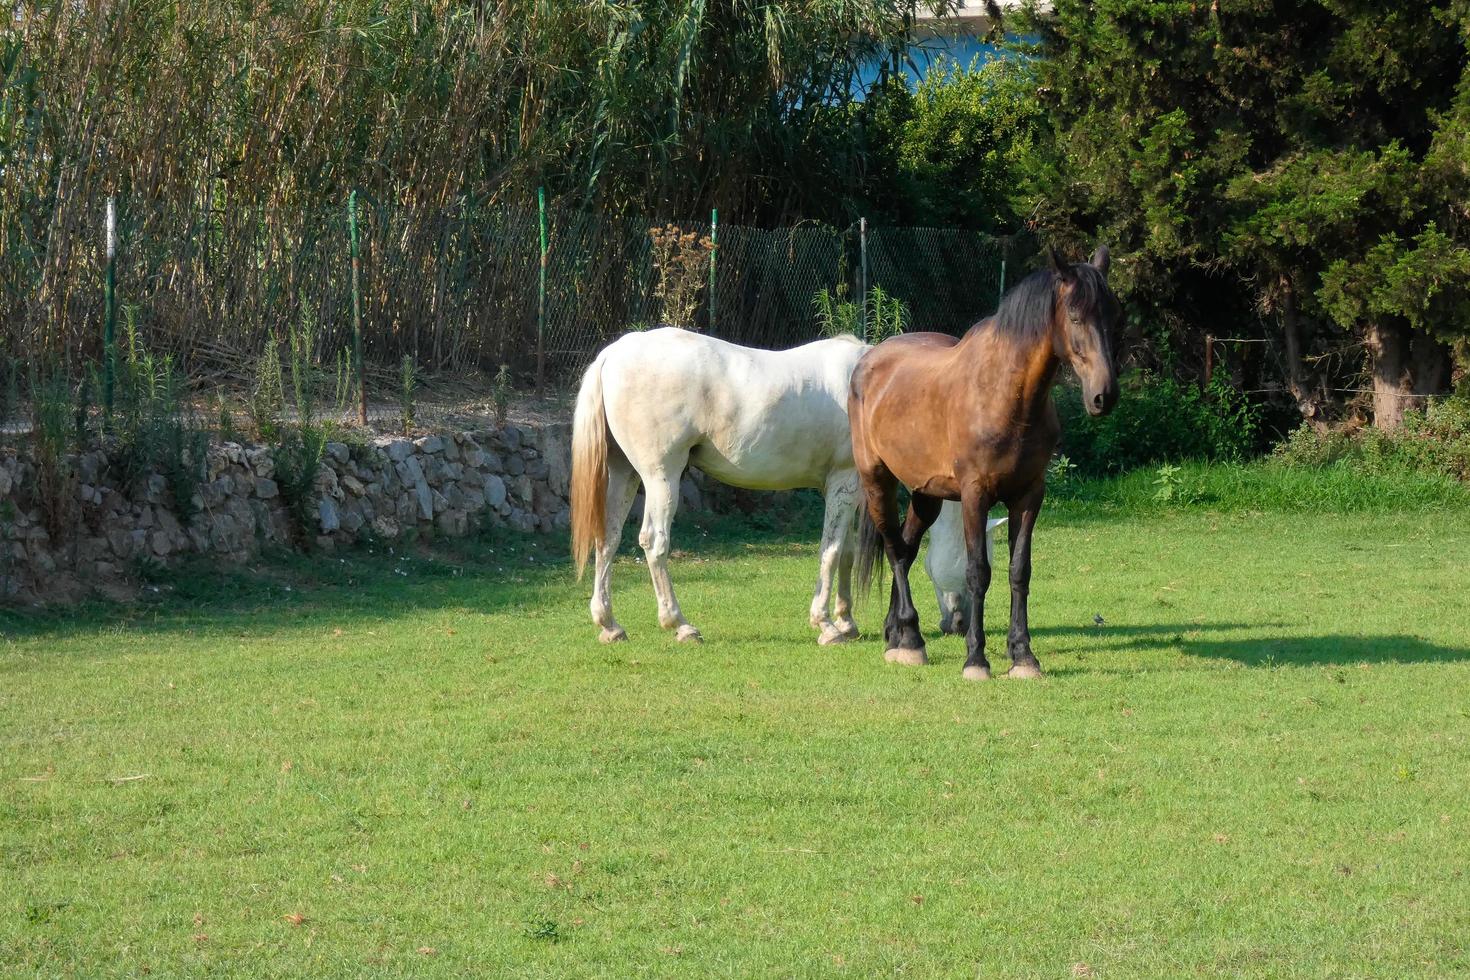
818, 624, 853, 646
1008, 663, 1043, 680
834, 621, 861, 640
962, 665, 992, 681
598, 627, 628, 644
675, 625, 703, 643
884, 647, 928, 667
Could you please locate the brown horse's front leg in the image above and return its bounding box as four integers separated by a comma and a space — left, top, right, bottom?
959, 486, 997, 680
866, 483, 939, 665
1005, 483, 1046, 679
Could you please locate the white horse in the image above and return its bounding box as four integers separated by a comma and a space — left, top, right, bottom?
571, 327, 994, 646
926, 507, 1008, 636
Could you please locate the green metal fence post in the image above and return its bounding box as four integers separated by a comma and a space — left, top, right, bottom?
537, 186, 547, 397
708, 207, 718, 333
103, 196, 116, 420
348, 190, 367, 426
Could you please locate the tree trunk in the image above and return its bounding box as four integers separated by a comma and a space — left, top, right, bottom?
1366, 320, 1413, 430
1278, 276, 1325, 425
1411, 334, 1452, 398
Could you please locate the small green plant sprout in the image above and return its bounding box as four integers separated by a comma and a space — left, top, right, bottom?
332, 346, 356, 420
812, 286, 862, 339
288, 305, 319, 427
813, 286, 910, 345
1047, 453, 1078, 487
250, 336, 286, 442
215, 395, 239, 444
493, 363, 512, 426
29, 362, 77, 539
399, 355, 417, 435
865, 285, 908, 344
1151, 463, 1204, 505
1152, 463, 1183, 502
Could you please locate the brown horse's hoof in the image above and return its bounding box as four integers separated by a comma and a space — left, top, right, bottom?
674, 624, 703, 643
962, 665, 991, 681
1007, 662, 1043, 680
884, 647, 928, 666
599, 626, 628, 644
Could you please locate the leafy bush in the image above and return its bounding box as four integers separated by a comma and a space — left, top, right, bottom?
1056, 370, 1262, 476
1273, 393, 1470, 483
861, 56, 1044, 231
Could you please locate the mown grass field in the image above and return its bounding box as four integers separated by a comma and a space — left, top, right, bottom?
3, 472, 1470, 977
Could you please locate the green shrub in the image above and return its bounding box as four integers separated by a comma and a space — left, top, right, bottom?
812, 287, 862, 339
272, 424, 328, 545
249, 337, 286, 442
1272, 392, 1470, 483
110, 311, 208, 522
1057, 370, 1262, 476
1054, 459, 1469, 513
812, 286, 910, 346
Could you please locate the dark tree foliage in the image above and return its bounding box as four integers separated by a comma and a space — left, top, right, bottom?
1017, 0, 1470, 428
859, 56, 1046, 232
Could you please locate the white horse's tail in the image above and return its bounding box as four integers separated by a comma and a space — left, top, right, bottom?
570, 355, 609, 580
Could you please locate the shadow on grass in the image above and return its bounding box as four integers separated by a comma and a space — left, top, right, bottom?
1029, 622, 1470, 669
0, 502, 831, 642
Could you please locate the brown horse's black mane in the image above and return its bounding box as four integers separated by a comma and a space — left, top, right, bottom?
974, 262, 1114, 345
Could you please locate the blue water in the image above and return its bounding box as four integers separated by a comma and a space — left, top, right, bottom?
853, 34, 1023, 96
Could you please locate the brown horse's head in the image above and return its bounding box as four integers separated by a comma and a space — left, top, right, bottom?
1048, 245, 1120, 417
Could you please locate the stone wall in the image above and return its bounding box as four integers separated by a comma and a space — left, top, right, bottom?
0, 422, 579, 603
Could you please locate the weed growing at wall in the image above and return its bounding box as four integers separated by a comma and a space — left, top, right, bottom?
110, 310, 207, 522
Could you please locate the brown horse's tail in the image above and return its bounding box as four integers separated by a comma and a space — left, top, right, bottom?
854, 502, 887, 598
570, 355, 610, 580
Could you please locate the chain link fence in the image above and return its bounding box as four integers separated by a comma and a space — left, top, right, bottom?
1, 194, 1036, 392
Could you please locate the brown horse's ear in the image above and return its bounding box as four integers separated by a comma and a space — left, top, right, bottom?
1090, 244, 1111, 276
1047, 246, 1070, 278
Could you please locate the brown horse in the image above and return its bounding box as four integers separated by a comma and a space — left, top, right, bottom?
850, 246, 1120, 680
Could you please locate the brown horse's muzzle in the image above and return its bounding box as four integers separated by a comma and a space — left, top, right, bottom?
1084, 379, 1119, 417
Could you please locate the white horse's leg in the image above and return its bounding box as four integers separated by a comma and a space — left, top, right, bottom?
590, 457, 639, 643
833, 523, 859, 640
639, 464, 701, 642
812, 470, 859, 645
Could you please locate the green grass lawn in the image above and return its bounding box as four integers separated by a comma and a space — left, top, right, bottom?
3, 493, 1470, 977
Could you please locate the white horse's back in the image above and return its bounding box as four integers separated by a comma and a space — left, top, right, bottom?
598, 328, 865, 490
